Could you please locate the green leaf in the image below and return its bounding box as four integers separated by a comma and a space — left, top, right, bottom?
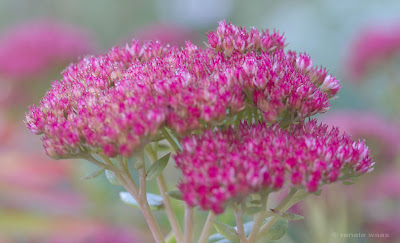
80, 167, 105, 180
165, 232, 177, 243
208, 233, 225, 243
146, 153, 170, 181
246, 206, 263, 215
249, 199, 262, 205
209, 221, 254, 243
342, 181, 356, 185
259, 218, 288, 241
166, 190, 183, 201
133, 155, 144, 169
119, 192, 163, 210
105, 170, 120, 185
157, 143, 171, 151
212, 220, 239, 242
313, 189, 322, 196
270, 209, 304, 221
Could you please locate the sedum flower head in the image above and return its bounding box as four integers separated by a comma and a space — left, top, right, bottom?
26, 21, 340, 159
175, 120, 373, 214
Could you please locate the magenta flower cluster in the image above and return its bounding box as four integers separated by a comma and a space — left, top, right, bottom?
175, 120, 373, 214
26, 21, 339, 159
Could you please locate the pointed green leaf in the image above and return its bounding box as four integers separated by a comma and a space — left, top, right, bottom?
80, 167, 105, 180
313, 189, 322, 196
146, 153, 170, 181
133, 154, 145, 170
208, 233, 225, 243
119, 192, 163, 210
249, 199, 262, 205
166, 190, 183, 201
270, 209, 304, 221
214, 240, 233, 243
105, 170, 120, 185
157, 143, 171, 151
212, 220, 239, 242
165, 232, 177, 243
259, 218, 288, 241
342, 181, 356, 185
209, 221, 254, 243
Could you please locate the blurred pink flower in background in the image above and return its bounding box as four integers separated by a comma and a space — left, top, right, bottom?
133, 22, 200, 46
364, 168, 400, 242
0, 151, 84, 211
48, 224, 150, 243
345, 22, 400, 81
0, 19, 95, 80
0, 19, 96, 108
319, 110, 400, 161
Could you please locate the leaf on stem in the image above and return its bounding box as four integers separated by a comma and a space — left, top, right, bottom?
80, 167, 105, 180
342, 181, 356, 185
119, 192, 164, 210
208, 221, 254, 243
166, 190, 184, 201
270, 209, 304, 221
212, 220, 240, 242
158, 143, 171, 151
105, 170, 120, 185
146, 153, 170, 181
259, 218, 288, 241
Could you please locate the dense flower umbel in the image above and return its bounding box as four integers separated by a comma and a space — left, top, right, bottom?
175, 120, 373, 214
26, 21, 340, 159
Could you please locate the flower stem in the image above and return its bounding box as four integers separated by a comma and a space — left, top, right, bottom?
198, 211, 216, 243
184, 205, 194, 243
145, 148, 184, 243
257, 188, 307, 240
247, 193, 270, 242
98, 152, 166, 243
232, 203, 248, 243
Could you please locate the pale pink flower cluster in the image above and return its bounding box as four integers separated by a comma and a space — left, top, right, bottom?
26, 21, 339, 159
175, 120, 373, 214
345, 23, 400, 80
0, 20, 94, 80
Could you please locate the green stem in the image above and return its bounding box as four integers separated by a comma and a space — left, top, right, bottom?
232, 203, 248, 243
145, 148, 184, 243
99, 152, 165, 243
257, 188, 307, 240
83, 154, 120, 172
198, 211, 216, 243
247, 193, 270, 242
184, 205, 194, 243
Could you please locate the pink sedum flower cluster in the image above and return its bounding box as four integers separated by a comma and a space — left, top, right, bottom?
26, 21, 340, 159
345, 22, 400, 80
175, 120, 373, 214
0, 20, 95, 81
